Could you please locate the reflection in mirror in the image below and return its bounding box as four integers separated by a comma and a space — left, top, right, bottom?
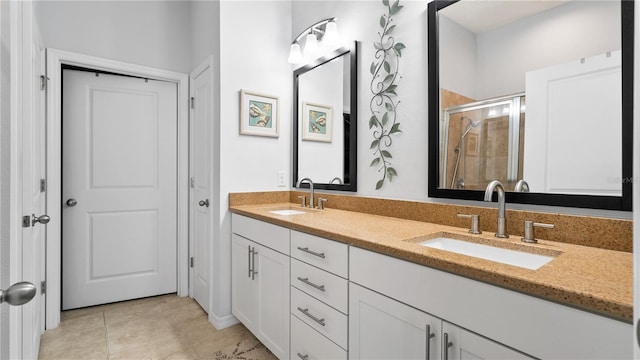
428, 0, 633, 210
293, 42, 358, 192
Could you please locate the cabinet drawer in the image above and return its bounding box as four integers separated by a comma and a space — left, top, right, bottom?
232, 214, 290, 255
291, 231, 348, 278
291, 314, 347, 360
291, 258, 348, 314
291, 286, 348, 350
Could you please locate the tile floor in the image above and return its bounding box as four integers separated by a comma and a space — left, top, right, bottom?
38, 294, 277, 360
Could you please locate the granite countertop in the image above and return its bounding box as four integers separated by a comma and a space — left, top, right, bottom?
230, 202, 633, 322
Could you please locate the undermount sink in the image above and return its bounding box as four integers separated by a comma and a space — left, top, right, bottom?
269, 209, 308, 216
265, 205, 317, 216
416, 235, 556, 270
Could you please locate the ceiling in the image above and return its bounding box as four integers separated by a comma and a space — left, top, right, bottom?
440, 0, 573, 34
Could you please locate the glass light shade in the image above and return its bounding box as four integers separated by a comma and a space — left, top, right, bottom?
304, 33, 320, 60
288, 43, 303, 64
322, 21, 339, 50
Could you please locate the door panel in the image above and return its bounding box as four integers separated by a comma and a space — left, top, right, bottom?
189, 63, 213, 312
62, 69, 177, 310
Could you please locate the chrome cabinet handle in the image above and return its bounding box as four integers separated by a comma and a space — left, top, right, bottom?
297, 307, 325, 326
31, 214, 50, 226
66, 198, 77, 207
251, 247, 258, 280
297, 353, 309, 360
296, 246, 326, 259
425, 324, 435, 360
198, 199, 209, 207
443, 332, 453, 360
297, 277, 326, 292
247, 245, 252, 278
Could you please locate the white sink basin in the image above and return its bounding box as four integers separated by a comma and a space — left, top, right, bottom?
419, 237, 553, 270
269, 209, 308, 216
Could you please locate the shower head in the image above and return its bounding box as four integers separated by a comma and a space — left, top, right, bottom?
459, 117, 480, 140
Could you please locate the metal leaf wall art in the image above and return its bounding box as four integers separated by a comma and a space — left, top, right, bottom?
369, 0, 405, 190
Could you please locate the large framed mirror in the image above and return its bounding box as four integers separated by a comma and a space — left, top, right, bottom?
428, 0, 633, 210
293, 42, 358, 191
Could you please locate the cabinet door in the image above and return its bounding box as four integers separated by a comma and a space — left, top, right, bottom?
442, 322, 532, 360
231, 234, 257, 332
255, 243, 290, 359
349, 283, 441, 360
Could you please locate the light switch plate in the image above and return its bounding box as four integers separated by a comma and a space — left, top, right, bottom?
277, 171, 287, 187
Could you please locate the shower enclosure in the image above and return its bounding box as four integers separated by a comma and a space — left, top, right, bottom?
440, 93, 525, 191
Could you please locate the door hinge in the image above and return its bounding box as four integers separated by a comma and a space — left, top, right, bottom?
190, 257, 194, 268
22, 215, 31, 228
40, 75, 48, 90
190, 97, 195, 109
190, 177, 195, 188
41, 281, 46, 295
40, 178, 46, 192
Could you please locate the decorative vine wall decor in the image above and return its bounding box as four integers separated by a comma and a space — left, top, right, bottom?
369, 0, 405, 190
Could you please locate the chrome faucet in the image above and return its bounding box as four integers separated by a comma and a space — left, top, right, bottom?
484, 180, 509, 238
296, 177, 314, 208
514, 179, 530, 192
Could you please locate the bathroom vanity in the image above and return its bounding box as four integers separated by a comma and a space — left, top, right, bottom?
229, 199, 632, 359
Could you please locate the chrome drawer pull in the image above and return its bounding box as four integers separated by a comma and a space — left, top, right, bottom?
296, 246, 326, 259
426, 324, 435, 360
297, 307, 326, 326
297, 277, 326, 292
443, 332, 453, 360
297, 353, 309, 360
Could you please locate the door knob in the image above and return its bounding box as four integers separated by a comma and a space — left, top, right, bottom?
198, 199, 209, 207
31, 214, 50, 226
0, 282, 36, 306
66, 198, 77, 207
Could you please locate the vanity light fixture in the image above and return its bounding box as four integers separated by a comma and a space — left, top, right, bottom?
288, 17, 340, 64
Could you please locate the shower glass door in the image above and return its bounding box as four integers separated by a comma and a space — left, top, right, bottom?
440, 94, 525, 191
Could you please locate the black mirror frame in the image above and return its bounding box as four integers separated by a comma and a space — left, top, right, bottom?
293, 41, 358, 192
427, 0, 633, 211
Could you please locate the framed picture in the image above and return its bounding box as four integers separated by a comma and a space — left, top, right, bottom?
239, 90, 279, 137
302, 102, 333, 142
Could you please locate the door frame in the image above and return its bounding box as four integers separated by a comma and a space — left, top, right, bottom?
45, 48, 190, 329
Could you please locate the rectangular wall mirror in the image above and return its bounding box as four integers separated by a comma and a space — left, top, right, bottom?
293, 42, 358, 191
428, 0, 633, 210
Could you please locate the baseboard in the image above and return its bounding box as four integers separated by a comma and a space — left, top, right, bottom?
209, 312, 239, 330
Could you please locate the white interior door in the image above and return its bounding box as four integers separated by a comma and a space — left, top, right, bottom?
62, 69, 178, 310
21, 23, 46, 359
524, 51, 621, 195
189, 60, 213, 312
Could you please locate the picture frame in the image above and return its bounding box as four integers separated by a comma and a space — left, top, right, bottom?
301, 102, 333, 142
239, 89, 279, 137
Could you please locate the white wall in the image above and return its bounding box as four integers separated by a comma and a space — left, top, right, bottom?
293, 0, 429, 200
34, 1, 191, 73
216, 0, 292, 324
439, 14, 477, 100
476, 0, 620, 100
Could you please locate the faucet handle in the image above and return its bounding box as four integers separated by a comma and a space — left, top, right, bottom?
457, 213, 481, 234
297, 195, 307, 208
317, 198, 328, 210
522, 220, 554, 243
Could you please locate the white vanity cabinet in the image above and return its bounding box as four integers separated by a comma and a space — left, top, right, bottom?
231, 215, 290, 359
290, 230, 349, 360
349, 246, 632, 360
349, 283, 530, 360
349, 282, 441, 359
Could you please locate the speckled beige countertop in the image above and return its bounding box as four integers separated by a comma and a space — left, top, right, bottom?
230, 202, 632, 322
